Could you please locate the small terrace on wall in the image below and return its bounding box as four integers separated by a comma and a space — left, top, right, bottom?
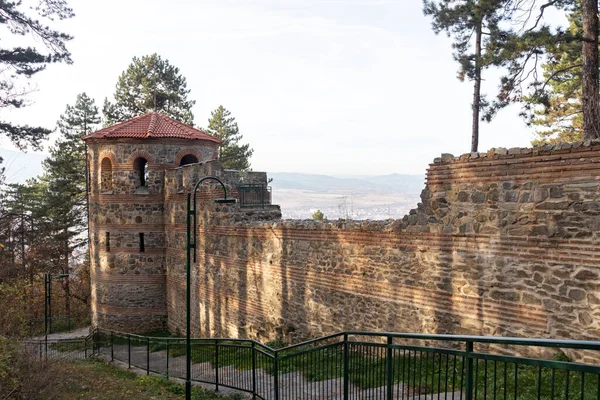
165, 160, 281, 219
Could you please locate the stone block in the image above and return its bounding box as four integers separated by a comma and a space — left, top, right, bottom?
441, 153, 455, 162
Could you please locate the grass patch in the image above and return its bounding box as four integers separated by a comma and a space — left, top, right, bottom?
97, 335, 600, 398
44, 358, 244, 399
48, 339, 88, 353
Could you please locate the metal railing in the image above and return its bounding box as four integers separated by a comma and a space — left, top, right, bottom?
21, 328, 600, 399
26, 312, 91, 337
237, 184, 272, 208
75, 329, 600, 400
23, 329, 96, 361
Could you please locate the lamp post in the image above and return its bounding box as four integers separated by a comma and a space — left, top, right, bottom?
44, 270, 69, 357
186, 176, 235, 400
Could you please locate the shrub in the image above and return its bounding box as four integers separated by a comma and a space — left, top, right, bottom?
312, 209, 325, 221
0, 336, 65, 399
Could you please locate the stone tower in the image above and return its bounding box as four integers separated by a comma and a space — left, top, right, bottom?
83, 112, 221, 332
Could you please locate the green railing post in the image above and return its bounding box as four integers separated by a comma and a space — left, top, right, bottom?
215, 340, 220, 391
465, 340, 474, 400
166, 340, 170, 379
386, 336, 393, 400
128, 334, 131, 369
251, 342, 257, 399
48, 274, 52, 334
147, 337, 150, 375
84, 336, 87, 359
274, 351, 279, 400
111, 331, 114, 361
39, 340, 42, 361
343, 333, 349, 400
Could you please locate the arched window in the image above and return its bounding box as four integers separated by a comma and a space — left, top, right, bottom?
100, 157, 113, 192
134, 157, 149, 187
179, 154, 199, 166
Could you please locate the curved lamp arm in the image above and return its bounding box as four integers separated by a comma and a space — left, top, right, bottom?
189, 176, 236, 263
184, 175, 236, 400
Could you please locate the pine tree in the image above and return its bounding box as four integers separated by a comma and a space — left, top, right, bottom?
526, 10, 585, 144
43, 93, 99, 254
103, 54, 195, 125
423, 0, 509, 152
40, 93, 100, 315
0, 181, 47, 282
581, 0, 600, 138
484, 0, 600, 142
0, 0, 74, 150
206, 106, 253, 170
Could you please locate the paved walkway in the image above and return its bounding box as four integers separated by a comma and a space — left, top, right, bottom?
98, 343, 462, 400
31, 326, 91, 341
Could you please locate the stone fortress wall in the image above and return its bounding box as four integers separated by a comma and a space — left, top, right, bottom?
89, 134, 600, 360
87, 138, 219, 331
161, 142, 600, 357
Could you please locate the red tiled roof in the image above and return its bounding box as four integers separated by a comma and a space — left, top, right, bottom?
83, 112, 221, 143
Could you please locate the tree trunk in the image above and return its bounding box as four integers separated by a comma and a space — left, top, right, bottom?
582, 0, 600, 140
471, 13, 483, 152
64, 229, 71, 316
8, 222, 15, 272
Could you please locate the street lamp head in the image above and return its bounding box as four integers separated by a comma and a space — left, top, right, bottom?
54, 274, 69, 279
214, 198, 236, 204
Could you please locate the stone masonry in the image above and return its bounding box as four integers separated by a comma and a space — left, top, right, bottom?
165, 142, 600, 363
87, 114, 600, 363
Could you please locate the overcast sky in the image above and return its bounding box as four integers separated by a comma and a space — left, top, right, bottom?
2, 0, 541, 176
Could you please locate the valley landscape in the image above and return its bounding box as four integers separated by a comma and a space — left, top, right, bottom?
0, 149, 423, 221
269, 172, 423, 220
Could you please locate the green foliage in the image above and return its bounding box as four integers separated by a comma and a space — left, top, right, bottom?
423, 0, 600, 145
423, 0, 511, 150
0, 95, 97, 326
527, 9, 586, 144
206, 106, 253, 170
265, 337, 288, 349
16, 358, 229, 399
312, 209, 325, 221
42, 93, 100, 251
553, 351, 572, 362
0, 281, 29, 337
423, 0, 505, 83
0, 336, 19, 396
0, 180, 49, 281
103, 53, 195, 125
0, 335, 69, 399
0, 0, 74, 150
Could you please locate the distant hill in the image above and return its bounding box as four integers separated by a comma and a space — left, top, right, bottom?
269, 172, 424, 220
0, 148, 47, 184
0, 149, 423, 220
269, 172, 424, 194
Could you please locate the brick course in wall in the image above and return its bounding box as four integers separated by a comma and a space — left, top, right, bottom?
87, 128, 600, 357
87, 137, 222, 332
160, 143, 600, 355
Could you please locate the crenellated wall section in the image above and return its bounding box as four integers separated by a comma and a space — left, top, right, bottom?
88, 135, 600, 359
163, 142, 600, 359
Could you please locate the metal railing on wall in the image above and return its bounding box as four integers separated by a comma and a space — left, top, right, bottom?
27, 328, 600, 400
237, 184, 272, 209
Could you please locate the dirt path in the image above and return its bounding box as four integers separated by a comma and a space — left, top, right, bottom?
31, 326, 91, 340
